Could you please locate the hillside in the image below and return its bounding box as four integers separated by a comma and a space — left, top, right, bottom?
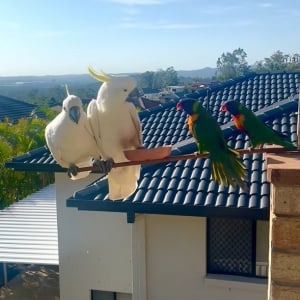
177, 67, 217, 78
0, 67, 216, 103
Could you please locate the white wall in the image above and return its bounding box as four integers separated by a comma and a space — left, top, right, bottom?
55, 173, 268, 300
55, 173, 133, 300
144, 214, 267, 300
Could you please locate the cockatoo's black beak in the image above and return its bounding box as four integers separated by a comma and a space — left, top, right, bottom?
127, 88, 141, 102
69, 106, 81, 124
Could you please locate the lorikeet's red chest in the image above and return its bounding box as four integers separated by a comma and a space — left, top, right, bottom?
232, 114, 245, 131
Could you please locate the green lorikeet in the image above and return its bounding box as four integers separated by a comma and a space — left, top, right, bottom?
220, 100, 296, 150
176, 98, 247, 190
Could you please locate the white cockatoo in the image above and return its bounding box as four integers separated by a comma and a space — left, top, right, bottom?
45, 87, 111, 180
87, 66, 143, 200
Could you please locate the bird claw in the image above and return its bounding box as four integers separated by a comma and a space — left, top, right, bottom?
67, 164, 78, 178
93, 159, 113, 174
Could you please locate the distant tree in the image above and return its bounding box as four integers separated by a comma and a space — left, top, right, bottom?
164, 66, 179, 86
145, 67, 179, 89
138, 71, 155, 88
137, 67, 179, 89
152, 69, 165, 89
254, 50, 300, 72
216, 48, 250, 81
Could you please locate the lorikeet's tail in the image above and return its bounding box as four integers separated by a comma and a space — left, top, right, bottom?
210, 148, 248, 191
276, 138, 297, 151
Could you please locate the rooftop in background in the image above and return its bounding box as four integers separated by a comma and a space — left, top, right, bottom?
0, 184, 58, 265
0, 95, 44, 123
5, 71, 300, 222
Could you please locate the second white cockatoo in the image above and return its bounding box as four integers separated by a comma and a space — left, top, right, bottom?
45, 87, 112, 180
87, 66, 143, 200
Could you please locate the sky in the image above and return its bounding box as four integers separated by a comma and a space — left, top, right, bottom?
1, 0, 299, 76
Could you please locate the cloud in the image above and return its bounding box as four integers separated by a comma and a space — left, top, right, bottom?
109, 0, 165, 5
259, 2, 273, 8
200, 4, 243, 15
120, 20, 213, 29
123, 7, 141, 14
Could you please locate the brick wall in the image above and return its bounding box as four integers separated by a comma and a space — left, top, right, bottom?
267, 152, 300, 300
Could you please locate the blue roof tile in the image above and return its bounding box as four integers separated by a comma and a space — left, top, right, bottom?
236, 193, 248, 208
5, 71, 300, 221
163, 190, 176, 204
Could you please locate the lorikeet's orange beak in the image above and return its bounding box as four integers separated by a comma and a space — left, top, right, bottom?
220, 103, 227, 112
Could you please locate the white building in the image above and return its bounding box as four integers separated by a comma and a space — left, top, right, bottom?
6, 71, 299, 300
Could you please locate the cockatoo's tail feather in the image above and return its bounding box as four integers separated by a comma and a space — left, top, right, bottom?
88, 66, 112, 83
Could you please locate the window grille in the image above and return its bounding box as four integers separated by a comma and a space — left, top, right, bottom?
207, 218, 256, 277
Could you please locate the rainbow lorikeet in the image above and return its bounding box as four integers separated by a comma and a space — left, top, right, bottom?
176, 98, 247, 190
220, 100, 296, 150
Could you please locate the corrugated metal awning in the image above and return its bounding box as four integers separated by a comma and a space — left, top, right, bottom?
0, 184, 58, 265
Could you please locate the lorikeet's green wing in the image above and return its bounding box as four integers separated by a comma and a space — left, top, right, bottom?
221, 100, 296, 150
191, 103, 248, 190
240, 106, 296, 150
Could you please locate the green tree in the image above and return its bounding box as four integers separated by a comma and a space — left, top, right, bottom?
0, 110, 55, 208
216, 48, 250, 81
254, 50, 300, 72
143, 66, 179, 89
164, 66, 179, 86
152, 69, 165, 89
138, 71, 155, 88
137, 67, 179, 89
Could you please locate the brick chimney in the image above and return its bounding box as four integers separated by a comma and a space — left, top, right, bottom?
266, 151, 300, 299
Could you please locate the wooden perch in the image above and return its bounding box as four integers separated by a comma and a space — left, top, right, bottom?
76, 146, 294, 173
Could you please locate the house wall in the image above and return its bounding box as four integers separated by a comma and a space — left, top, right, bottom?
144, 214, 267, 300
55, 173, 133, 300
55, 173, 268, 300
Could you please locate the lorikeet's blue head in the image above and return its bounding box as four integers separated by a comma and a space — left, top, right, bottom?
176, 98, 197, 115
220, 100, 241, 115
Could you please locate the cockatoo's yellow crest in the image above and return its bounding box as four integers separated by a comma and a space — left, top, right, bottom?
88, 66, 112, 83
65, 84, 70, 96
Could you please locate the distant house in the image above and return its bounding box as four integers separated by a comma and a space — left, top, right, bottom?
6, 71, 299, 300
165, 85, 186, 93
0, 95, 44, 123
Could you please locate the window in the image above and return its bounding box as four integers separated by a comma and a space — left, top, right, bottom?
91, 290, 116, 300
91, 290, 132, 300
207, 218, 268, 278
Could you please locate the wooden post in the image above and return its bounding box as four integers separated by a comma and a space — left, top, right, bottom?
266, 152, 300, 300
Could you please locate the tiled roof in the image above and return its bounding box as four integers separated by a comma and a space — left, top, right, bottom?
0, 95, 44, 123
5, 71, 300, 221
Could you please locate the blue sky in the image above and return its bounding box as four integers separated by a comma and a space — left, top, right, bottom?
1, 0, 299, 76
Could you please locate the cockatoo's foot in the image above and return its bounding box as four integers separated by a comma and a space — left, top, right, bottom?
67, 163, 78, 178
93, 159, 114, 174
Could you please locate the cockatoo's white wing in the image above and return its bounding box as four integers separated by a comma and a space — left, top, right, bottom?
45, 117, 69, 169
45, 95, 103, 180
103, 102, 142, 200
126, 102, 143, 148
87, 68, 143, 199
87, 99, 106, 158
